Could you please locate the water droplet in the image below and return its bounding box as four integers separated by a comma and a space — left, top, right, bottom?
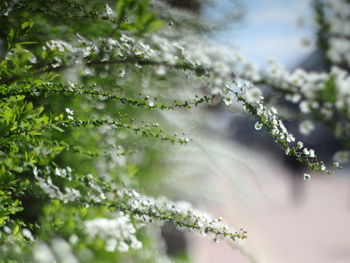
303, 173, 311, 181
254, 122, 263, 130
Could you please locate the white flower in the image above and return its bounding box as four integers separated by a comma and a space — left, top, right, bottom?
33, 242, 55, 263
22, 228, 35, 241
117, 241, 129, 252
299, 101, 311, 113
309, 149, 315, 158
105, 239, 117, 252
155, 65, 167, 76
65, 108, 74, 115
51, 238, 79, 263
299, 120, 315, 135
104, 4, 114, 17
285, 147, 291, 155
84, 213, 142, 252
69, 235, 78, 244
33, 166, 38, 176
297, 141, 304, 149
245, 87, 262, 104
55, 167, 62, 176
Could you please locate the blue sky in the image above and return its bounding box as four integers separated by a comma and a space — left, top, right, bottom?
206, 0, 316, 69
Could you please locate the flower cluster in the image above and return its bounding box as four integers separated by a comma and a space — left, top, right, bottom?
36, 29, 334, 173
257, 61, 350, 146
111, 189, 247, 243
33, 239, 79, 263
65, 107, 74, 120
35, 174, 82, 203
32, 165, 247, 246
224, 81, 329, 173
84, 212, 142, 252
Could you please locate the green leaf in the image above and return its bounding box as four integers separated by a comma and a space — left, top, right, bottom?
21, 20, 34, 31
17, 41, 38, 46
0, 217, 7, 227
7, 28, 15, 48
146, 19, 164, 33
52, 125, 65, 133
323, 76, 337, 103
12, 224, 20, 235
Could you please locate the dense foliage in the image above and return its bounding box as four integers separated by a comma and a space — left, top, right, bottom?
1, 0, 350, 262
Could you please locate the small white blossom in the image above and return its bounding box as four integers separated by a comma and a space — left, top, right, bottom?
104, 4, 114, 17
65, 108, 74, 115
245, 87, 262, 104
309, 149, 315, 158
22, 228, 35, 241
299, 120, 315, 135
33, 242, 55, 263
297, 141, 303, 149
84, 213, 141, 252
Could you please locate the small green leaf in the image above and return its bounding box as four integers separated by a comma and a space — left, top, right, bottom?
52, 125, 65, 133
146, 19, 164, 33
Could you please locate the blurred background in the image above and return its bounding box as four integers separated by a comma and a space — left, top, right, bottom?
162, 0, 350, 262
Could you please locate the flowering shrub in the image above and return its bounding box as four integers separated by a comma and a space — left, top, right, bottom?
0, 0, 349, 262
